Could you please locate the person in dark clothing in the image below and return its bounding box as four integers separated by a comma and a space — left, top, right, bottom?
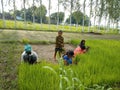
54, 30, 64, 61
21, 44, 38, 64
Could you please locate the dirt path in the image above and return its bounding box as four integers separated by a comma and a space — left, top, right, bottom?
32, 44, 75, 63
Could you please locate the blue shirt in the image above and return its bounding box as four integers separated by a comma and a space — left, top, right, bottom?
63, 55, 72, 64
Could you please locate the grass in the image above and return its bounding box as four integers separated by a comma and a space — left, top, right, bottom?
71, 40, 120, 86
0, 30, 120, 90
0, 19, 119, 34
0, 43, 22, 90
0, 30, 120, 45
18, 40, 120, 90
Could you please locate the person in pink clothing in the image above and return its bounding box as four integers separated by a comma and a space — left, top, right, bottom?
74, 40, 89, 56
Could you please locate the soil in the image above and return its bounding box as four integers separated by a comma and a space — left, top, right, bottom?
32, 44, 76, 63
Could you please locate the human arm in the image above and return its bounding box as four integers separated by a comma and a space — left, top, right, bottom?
21, 51, 26, 62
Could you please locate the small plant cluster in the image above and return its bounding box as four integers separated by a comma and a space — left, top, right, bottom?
43, 58, 85, 90
21, 38, 30, 44
43, 57, 113, 90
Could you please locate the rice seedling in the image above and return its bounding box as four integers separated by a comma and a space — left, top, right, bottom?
0, 19, 119, 34
43, 57, 85, 90
18, 40, 120, 90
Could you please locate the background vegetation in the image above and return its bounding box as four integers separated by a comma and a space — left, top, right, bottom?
0, 0, 120, 31
0, 20, 119, 34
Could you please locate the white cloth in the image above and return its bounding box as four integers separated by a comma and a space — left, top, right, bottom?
21, 51, 38, 62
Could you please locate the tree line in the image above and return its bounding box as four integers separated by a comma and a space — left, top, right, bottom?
0, 5, 90, 26
0, 0, 119, 31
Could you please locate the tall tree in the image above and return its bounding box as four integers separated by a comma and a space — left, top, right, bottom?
66, 11, 90, 26
8, 0, 17, 29
98, 0, 105, 31
88, 0, 93, 32
73, 0, 81, 30
35, 0, 44, 28
59, 0, 69, 30
13, 0, 16, 28
39, 0, 42, 29
82, 0, 86, 32
1, 0, 6, 28
23, 0, 27, 28
93, 0, 99, 31
32, 0, 35, 24
65, 0, 74, 30
50, 12, 64, 24
57, 0, 60, 29
35, 5, 47, 23
48, 0, 51, 30
70, 0, 73, 30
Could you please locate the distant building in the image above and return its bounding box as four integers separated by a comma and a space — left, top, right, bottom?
16, 16, 24, 21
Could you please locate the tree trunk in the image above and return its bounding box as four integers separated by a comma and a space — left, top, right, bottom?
98, 14, 101, 32
93, 15, 96, 32
33, 0, 35, 29
40, 0, 42, 29
76, 22, 78, 31
107, 15, 110, 32
57, 0, 59, 30
69, 0, 73, 30
13, 0, 16, 29
93, 0, 99, 32
62, 8, 65, 30
23, 0, 27, 28
104, 16, 107, 32
48, 0, 51, 30
1, 0, 6, 28
88, 17, 91, 32
88, 0, 93, 32
82, 0, 86, 32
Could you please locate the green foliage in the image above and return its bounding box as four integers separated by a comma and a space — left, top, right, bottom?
21, 38, 30, 44
16, 5, 47, 23
50, 12, 65, 24
66, 11, 90, 26
70, 39, 80, 46
106, 0, 120, 21
0, 19, 119, 34
19, 62, 60, 90
0, 43, 22, 90
18, 40, 120, 89
35, 5, 47, 23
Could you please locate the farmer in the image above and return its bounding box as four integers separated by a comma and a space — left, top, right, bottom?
63, 50, 74, 65
21, 44, 38, 64
74, 40, 89, 56
54, 30, 64, 61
